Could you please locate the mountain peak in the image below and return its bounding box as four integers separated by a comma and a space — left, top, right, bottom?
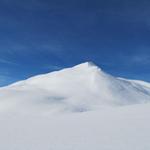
1, 61, 150, 114
73, 62, 101, 70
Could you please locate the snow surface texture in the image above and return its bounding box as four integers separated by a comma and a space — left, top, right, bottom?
0, 62, 150, 150
0, 62, 150, 114
0, 104, 150, 150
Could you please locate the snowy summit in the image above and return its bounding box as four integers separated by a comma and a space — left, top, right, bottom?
0, 62, 150, 114
0, 62, 150, 150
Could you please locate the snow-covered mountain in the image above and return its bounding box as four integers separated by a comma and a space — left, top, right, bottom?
1, 62, 150, 150
0, 62, 150, 114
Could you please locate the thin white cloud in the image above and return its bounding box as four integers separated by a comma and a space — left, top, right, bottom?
43, 64, 63, 71
118, 52, 150, 66
0, 75, 12, 86
0, 58, 18, 66
131, 54, 150, 65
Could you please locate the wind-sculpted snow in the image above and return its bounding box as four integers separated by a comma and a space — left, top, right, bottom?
0, 62, 150, 114
0, 103, 150, 150
0, 62, 150, 150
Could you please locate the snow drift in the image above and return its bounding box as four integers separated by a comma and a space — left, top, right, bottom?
0, 62, 150, 114
0, 62, 150, 150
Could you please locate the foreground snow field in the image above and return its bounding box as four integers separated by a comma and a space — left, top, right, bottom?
0, 104, 150, 150
0, 62, 150, 150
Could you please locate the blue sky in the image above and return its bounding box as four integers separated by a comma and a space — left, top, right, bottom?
0, 0, 150, 86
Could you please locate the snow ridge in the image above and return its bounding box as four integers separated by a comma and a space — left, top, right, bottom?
0, 62, 150, 114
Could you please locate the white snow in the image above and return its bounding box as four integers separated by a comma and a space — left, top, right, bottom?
0, 103, 150, 150
0, 62, 150, 150
0, 62, 150, 114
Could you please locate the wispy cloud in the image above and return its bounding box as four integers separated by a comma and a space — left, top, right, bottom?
0, 75, 7, 86
0, 58, 18, 66
0, 74, 15, 87
117, 51, 150, 67
131, 54, 150, 65
43, 64, 63, 71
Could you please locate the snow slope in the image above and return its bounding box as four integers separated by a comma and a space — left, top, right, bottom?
0, 62, 150, 114
0, 62, 150, 150
0, 103, 150, 150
